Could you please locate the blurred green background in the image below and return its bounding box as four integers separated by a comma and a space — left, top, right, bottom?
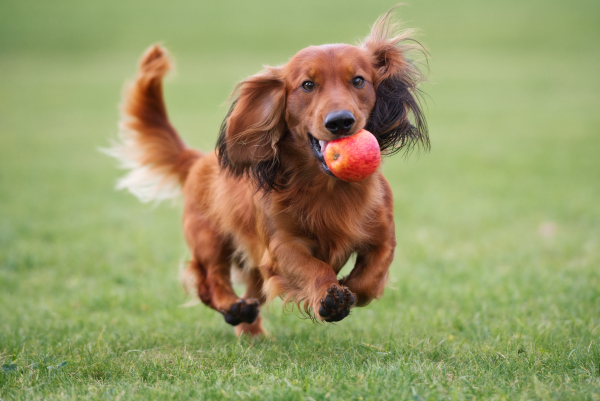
1, 0, 599, 399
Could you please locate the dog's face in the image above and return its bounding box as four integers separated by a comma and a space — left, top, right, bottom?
217, 16, 429, 189
284, 45, 377, 174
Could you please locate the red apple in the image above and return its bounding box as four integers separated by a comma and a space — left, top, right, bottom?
323, 129, 381, 182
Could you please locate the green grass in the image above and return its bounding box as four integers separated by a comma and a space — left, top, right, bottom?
1, 0, 599, 399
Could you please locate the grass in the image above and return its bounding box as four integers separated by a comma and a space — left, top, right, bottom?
1, 0, 599, 399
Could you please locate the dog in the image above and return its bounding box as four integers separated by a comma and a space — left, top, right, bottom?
108, 10, 428, 336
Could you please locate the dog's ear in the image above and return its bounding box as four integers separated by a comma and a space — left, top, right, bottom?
363, 11, 429, 154
217, 67, 286, 190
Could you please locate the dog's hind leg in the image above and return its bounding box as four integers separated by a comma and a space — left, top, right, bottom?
234, 267, 267, 336
183, 212, 261, 329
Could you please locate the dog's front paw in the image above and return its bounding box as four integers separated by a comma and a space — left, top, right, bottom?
223, 299, 260, 326
318, 285, 355, 322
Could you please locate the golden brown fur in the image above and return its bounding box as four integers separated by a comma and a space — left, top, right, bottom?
109, 11, 428, 336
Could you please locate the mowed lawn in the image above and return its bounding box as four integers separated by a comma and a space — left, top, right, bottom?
1, 0, 599, 399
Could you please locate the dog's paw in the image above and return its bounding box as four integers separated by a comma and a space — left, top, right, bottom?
318, 285, 355, 322
223, 299, 260, 326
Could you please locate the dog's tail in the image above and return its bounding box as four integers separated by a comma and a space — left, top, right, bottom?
105, 45, 201, 203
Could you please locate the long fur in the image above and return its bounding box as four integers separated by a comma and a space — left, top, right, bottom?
105, 45, 200, 203
109, 11, 428, 336
363, 11, 429, 155
216, 101, 285, 192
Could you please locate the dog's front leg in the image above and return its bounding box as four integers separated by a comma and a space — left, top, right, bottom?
261, 236, 356, 322
340, 233, 396, 307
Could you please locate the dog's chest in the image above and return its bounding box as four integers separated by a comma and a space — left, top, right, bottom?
292, 194, 377, 268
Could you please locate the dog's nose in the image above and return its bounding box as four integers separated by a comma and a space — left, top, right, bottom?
324, 110, 355, 136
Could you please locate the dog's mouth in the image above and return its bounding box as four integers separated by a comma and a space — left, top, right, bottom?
307, 133, 333, 176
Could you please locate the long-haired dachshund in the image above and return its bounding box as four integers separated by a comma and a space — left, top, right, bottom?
108, 11, 428, 336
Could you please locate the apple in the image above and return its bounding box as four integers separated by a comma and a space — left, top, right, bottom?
323, 129, 381, 182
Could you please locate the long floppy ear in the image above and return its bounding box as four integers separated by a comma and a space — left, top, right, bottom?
363, 11, 429, 155
217, 66, 286, 191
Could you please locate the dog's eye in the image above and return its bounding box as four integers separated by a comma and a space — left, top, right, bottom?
352, 76, 365, 88
301, 81, 315, 92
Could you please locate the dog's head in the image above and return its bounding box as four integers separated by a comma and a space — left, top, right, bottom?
217, 11, 429, 190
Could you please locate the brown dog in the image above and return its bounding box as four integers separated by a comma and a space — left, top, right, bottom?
108, 11, 428, 336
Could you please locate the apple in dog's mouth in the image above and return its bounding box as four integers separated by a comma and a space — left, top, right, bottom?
322, 129, 381, 182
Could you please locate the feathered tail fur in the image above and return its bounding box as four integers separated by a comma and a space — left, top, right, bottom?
105, 45, 200, 203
